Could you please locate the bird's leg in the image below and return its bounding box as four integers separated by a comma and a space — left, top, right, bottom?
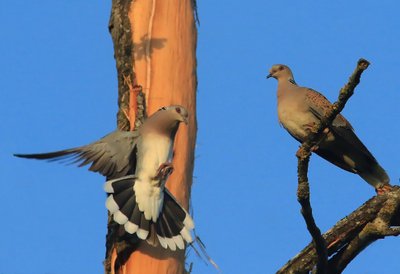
304, 122, 318, 134
312, 127, 331, 151
154, 162, 174, 180
375, 184, 393, 195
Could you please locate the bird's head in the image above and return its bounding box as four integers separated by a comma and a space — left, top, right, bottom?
143, 105, 189, 135
266, 64, 294, 81
159, 105, 189, 125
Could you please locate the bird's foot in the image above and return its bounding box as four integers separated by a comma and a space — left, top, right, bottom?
310, 145, 319, 152
375, 184, 393, 195
304, 122, 318, 134
154, 162, 174, 180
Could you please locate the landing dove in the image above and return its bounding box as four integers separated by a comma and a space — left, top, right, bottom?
15, 105, 194, 250
267, 64, 391, 193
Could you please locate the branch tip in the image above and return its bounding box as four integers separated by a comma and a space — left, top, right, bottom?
357, 58, 370, 70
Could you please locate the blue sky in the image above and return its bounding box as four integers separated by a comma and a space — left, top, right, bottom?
2, 1, 400, 273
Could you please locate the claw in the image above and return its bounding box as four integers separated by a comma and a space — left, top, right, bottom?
154, 162, 174, 180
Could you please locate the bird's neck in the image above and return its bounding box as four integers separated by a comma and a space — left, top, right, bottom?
168, 122, 179, 140
277, 77, 298, 99
288, 78, 297, 85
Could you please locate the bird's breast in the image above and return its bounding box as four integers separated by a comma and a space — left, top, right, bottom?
136, 133, 173, 180
278, 102, 318, 141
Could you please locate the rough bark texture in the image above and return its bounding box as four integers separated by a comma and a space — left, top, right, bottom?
278, 60, 400, 274
278, 187, 400, 274
109, 0, 135, 131
107, 0, 197, 273
294, 59, 370, 274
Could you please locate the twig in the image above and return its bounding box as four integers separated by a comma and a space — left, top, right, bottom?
295, 59, 370, 274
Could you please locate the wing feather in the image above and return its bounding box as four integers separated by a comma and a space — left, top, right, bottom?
14, 130, 140, 179
305, 88, 352, 129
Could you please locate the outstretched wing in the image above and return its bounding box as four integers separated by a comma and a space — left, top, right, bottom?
14, 130, 140, 179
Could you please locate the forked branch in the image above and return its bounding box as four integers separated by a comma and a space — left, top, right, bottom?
288, 59, 371, 274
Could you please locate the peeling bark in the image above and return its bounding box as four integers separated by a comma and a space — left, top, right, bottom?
106, 0, 197, 273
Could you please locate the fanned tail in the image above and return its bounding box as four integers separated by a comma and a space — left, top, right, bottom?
104, 175, 194, 250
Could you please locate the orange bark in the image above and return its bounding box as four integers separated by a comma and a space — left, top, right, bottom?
111, 0, 197, 273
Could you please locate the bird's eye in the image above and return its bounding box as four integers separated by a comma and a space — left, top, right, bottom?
279, 66, 284, 70
175, 107, 181, 114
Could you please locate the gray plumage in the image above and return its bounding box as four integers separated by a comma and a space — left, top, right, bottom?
15, 130, 139, 179
14, 105, 188, 180
15, 105, 194, 250
267, 64, 390, 190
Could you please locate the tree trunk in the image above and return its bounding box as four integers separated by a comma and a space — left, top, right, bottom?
108, 0, 197, 273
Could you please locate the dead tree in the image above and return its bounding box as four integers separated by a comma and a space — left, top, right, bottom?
105, 0, 197, 273
277, 59, 400, 274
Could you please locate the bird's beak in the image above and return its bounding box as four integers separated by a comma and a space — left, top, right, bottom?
266, 73, 273, 79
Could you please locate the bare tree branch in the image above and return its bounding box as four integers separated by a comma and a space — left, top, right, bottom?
278, 187, 400, 273
326, 187, 400, 273
289, 59, 370, 274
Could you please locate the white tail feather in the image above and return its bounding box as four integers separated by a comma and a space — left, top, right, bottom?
134, 179, 163, 222
124, 221, 139, 234
105, 195, 119, 213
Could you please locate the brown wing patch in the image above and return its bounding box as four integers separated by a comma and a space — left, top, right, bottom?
306, 89, 352, 129
306, 89, 332, 114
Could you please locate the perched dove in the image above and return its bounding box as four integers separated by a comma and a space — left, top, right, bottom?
15, 105, 194, 250
267, 64, 391, 193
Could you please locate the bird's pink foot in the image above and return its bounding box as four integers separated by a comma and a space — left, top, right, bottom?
304, 122, 318, 134
375, 184, 393, 195
154, 162, 174, 180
